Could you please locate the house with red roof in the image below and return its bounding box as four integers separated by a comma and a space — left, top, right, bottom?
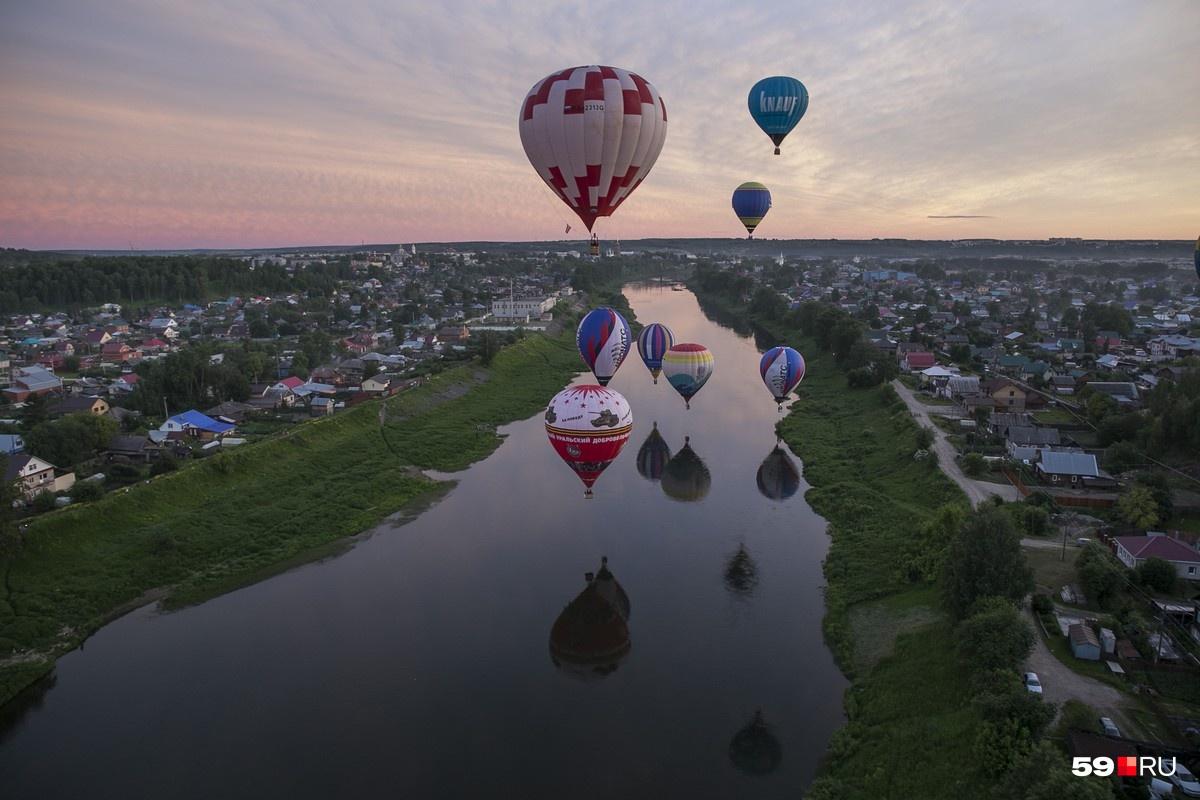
273, 376, 305, 392
140, 337, 169, 352
101, 341, 137, 362
1113, 534, 1200, 581
902, 352, 936, 372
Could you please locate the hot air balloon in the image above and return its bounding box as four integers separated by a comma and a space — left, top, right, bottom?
549, 557, 631, 680
519, 65, 668, 249
636, 322, 674, 383
748, 76, 809, 155
635, 422, 672, 481
545, 385, 633, 497
759, 346, 805, 407
661, 436, 712, 502
756, 446, 801, 501
724, 544, 760, 599
577, 307, 631, 386
1194, 234, 1199, 281
732, 182, 772, 239
662, 343, 714, 409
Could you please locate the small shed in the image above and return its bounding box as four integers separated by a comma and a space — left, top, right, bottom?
1099, 628, 1116, 656
1069, 623, 1101, 661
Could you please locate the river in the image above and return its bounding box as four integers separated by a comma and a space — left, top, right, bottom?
0, 284, 847, 798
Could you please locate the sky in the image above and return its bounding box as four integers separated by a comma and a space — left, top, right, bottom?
1, 0, 1198, 249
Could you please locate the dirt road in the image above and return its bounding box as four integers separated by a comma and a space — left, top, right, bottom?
891, 379, 1022, 508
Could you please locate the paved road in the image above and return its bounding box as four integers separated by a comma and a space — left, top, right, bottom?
891, 379, 1022, 508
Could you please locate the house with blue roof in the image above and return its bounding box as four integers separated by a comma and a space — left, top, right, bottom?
159, 410, 235, 442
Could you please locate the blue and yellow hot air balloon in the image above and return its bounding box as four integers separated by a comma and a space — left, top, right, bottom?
748, 76, 809, 155
732, 182, 772, 239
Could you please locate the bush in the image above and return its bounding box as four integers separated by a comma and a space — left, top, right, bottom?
1031, 593, 1053, 615
70, 480, 104, 502
846, 366, 882, 388
106, 463, 143, 485
1137, 557, 1176, 593
942, 506, 1034, 619
31, 491, 58, 513
957, 597, 1035, 673
149, 452, 179, 476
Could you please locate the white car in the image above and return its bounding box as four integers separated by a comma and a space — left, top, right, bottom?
1024, 672, 1043, 694
1100, 717, 1121, 737
1171, 763, 1200, 797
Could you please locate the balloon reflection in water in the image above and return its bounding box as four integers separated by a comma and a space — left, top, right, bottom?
635, 422, 672, 481
660, 436, 711, 502
723, 544, 760, 599
548, 557, 631, 681
729, 709, 783, 775
756, 445, 801, 501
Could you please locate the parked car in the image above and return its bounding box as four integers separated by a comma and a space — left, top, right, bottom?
1024, 672, 1043, 694
1171, 762, 1200, 797
1149, 777, 1176, 799
1100, 717, 1121, 737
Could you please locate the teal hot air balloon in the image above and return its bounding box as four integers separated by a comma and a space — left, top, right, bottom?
748, 76, 809, 155
732, 182, 772, 238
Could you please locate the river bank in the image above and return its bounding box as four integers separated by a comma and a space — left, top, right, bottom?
690, 287, 998, 799
0, 324, 589, 709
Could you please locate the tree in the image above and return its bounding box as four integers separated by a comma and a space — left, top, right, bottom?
962, 452, 986, 477
1137, 557, 1176, 594
915, 426, 935, 450
1102, 441, 1140, 473
477, 331, 501, 366
25, 414, 118, 468
941, 506, 1034, 619
1117, 485, 1159, 528
995, 741, 1115, 800
0, 455, 22, 561
957, 597, 1035, 672
1075, 544, 1124, 608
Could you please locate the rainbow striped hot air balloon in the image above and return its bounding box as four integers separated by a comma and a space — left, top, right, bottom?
732, 182, 772, 239
759, 346, 805, 407
577, 307, 631, 386
662, 343, 714, 409
636, 322, 674, 383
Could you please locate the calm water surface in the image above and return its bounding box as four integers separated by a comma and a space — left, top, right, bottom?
1, 285, 847, 798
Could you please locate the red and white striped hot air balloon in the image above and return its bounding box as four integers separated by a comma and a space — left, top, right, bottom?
519, 65, 668, 235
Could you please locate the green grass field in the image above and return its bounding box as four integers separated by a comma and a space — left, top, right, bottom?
0, 330, 583, 707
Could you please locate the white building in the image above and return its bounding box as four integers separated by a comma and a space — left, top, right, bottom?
491, 297, 554, 320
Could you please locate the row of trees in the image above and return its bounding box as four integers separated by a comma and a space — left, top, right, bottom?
0, 255, 358, 311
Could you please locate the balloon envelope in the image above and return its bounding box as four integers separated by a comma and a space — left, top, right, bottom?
732, 182, 772, 237
520, 65, 668, 232
636, 322, 674, 382
759, 346, 806, 403
545, 385, 633, 495
577, 307, 631, 386
748, 76, 809, 154
549, 557, 631, 681
662, 343, 715, 408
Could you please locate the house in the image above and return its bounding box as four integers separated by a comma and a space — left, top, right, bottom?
83, 329, 112, 349
1049, 374, 1078, 395
49, 395, 110, 417
100, 341, 136, 362
111, 373, 141, 393
1085, 382, 1140, 408
0, 433, 25, 455
983, 378, 1032, 411
902, 352, 936, 372
1035, 450, 1103, 487
3, 453, 74, 501
160, 410, 235, 441
1113, 534, 1200, 581
2, 365, 63, 402
942, 375, 980, 400
310, 397, 335, 416
1005, 426, 1062, 461
1068, 623, 1101, 661
360, 373, 394, 394
105, 435, 161, 463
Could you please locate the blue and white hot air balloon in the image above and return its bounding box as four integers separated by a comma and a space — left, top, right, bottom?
636, 322, 674, 383
577, 307, 631, 386
748, 76, 809, 155
759, 346, 805, 407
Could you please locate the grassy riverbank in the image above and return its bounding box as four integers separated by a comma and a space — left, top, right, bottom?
692, 289, 991, 798
0, 328, 583, 708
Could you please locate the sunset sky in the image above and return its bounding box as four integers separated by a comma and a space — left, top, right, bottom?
1, 0, 1197, 249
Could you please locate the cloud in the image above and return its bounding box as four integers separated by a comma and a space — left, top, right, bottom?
927, 215, 995, 219
1, 0, 1198, 248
